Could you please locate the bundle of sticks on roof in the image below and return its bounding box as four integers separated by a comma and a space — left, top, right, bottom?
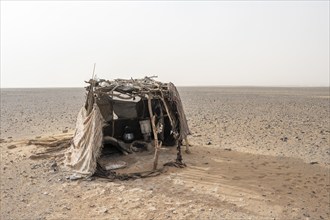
86, 76, 171, 97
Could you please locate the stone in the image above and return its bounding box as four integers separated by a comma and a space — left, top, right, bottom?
148, 206, 157, 211
280, 137, 288, 142
99, 207, 108, 213
63, 206, 71, 210
7, 145, 17, 149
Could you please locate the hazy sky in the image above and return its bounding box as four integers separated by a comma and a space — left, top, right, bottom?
1, 1, 329, 87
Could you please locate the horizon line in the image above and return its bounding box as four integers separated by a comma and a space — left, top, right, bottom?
1, 85, 329, 89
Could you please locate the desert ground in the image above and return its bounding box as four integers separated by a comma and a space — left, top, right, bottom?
1, 87, 329, 219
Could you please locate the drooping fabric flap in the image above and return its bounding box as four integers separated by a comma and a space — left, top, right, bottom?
167, 83, 191, 140
65, 104, 104, 176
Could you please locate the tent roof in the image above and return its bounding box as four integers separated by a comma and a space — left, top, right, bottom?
86, 76, 171, 98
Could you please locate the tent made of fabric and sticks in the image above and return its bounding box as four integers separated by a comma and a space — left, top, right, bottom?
65, 76, 191, 179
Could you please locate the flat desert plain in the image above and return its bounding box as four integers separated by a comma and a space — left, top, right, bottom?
0, 87, 329, 220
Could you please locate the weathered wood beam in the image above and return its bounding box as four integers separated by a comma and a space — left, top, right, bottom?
147, 93, 160, 170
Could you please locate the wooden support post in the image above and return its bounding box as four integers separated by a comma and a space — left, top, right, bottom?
176, 139, 184, 165
111, 110, 115, 137
111, 90, 115, 137
160, 97, 175, 129
147, 94, 160, 170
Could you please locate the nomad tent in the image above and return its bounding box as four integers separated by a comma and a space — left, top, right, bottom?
65, 76, 191, 179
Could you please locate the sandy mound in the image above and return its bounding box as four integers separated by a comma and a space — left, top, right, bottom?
1, 133, 329, 219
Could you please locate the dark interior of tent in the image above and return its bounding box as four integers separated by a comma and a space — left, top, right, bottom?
96, 95, 177, 156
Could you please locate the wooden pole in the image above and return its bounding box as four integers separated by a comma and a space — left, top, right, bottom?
147, 94, 160, 170
92, 63, 96, 79
111, 112, 115, 137
160, 96, 175, 131
86, 63, 97, 114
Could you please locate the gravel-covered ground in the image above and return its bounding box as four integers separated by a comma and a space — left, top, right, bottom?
1, 86, 329, 219
179, 87, 330, 165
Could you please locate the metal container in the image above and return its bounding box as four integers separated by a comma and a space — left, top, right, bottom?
123, 126, 134, 143
123, 132, 134, 143
139, 120, 152, 134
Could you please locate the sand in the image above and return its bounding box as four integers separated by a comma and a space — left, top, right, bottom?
0, 87, 329, 219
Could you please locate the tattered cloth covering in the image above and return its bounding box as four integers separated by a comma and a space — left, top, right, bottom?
167, 83, 191, 140
65, 104, 104, 176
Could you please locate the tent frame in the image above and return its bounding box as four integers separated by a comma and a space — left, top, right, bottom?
84, 76, 191, 171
